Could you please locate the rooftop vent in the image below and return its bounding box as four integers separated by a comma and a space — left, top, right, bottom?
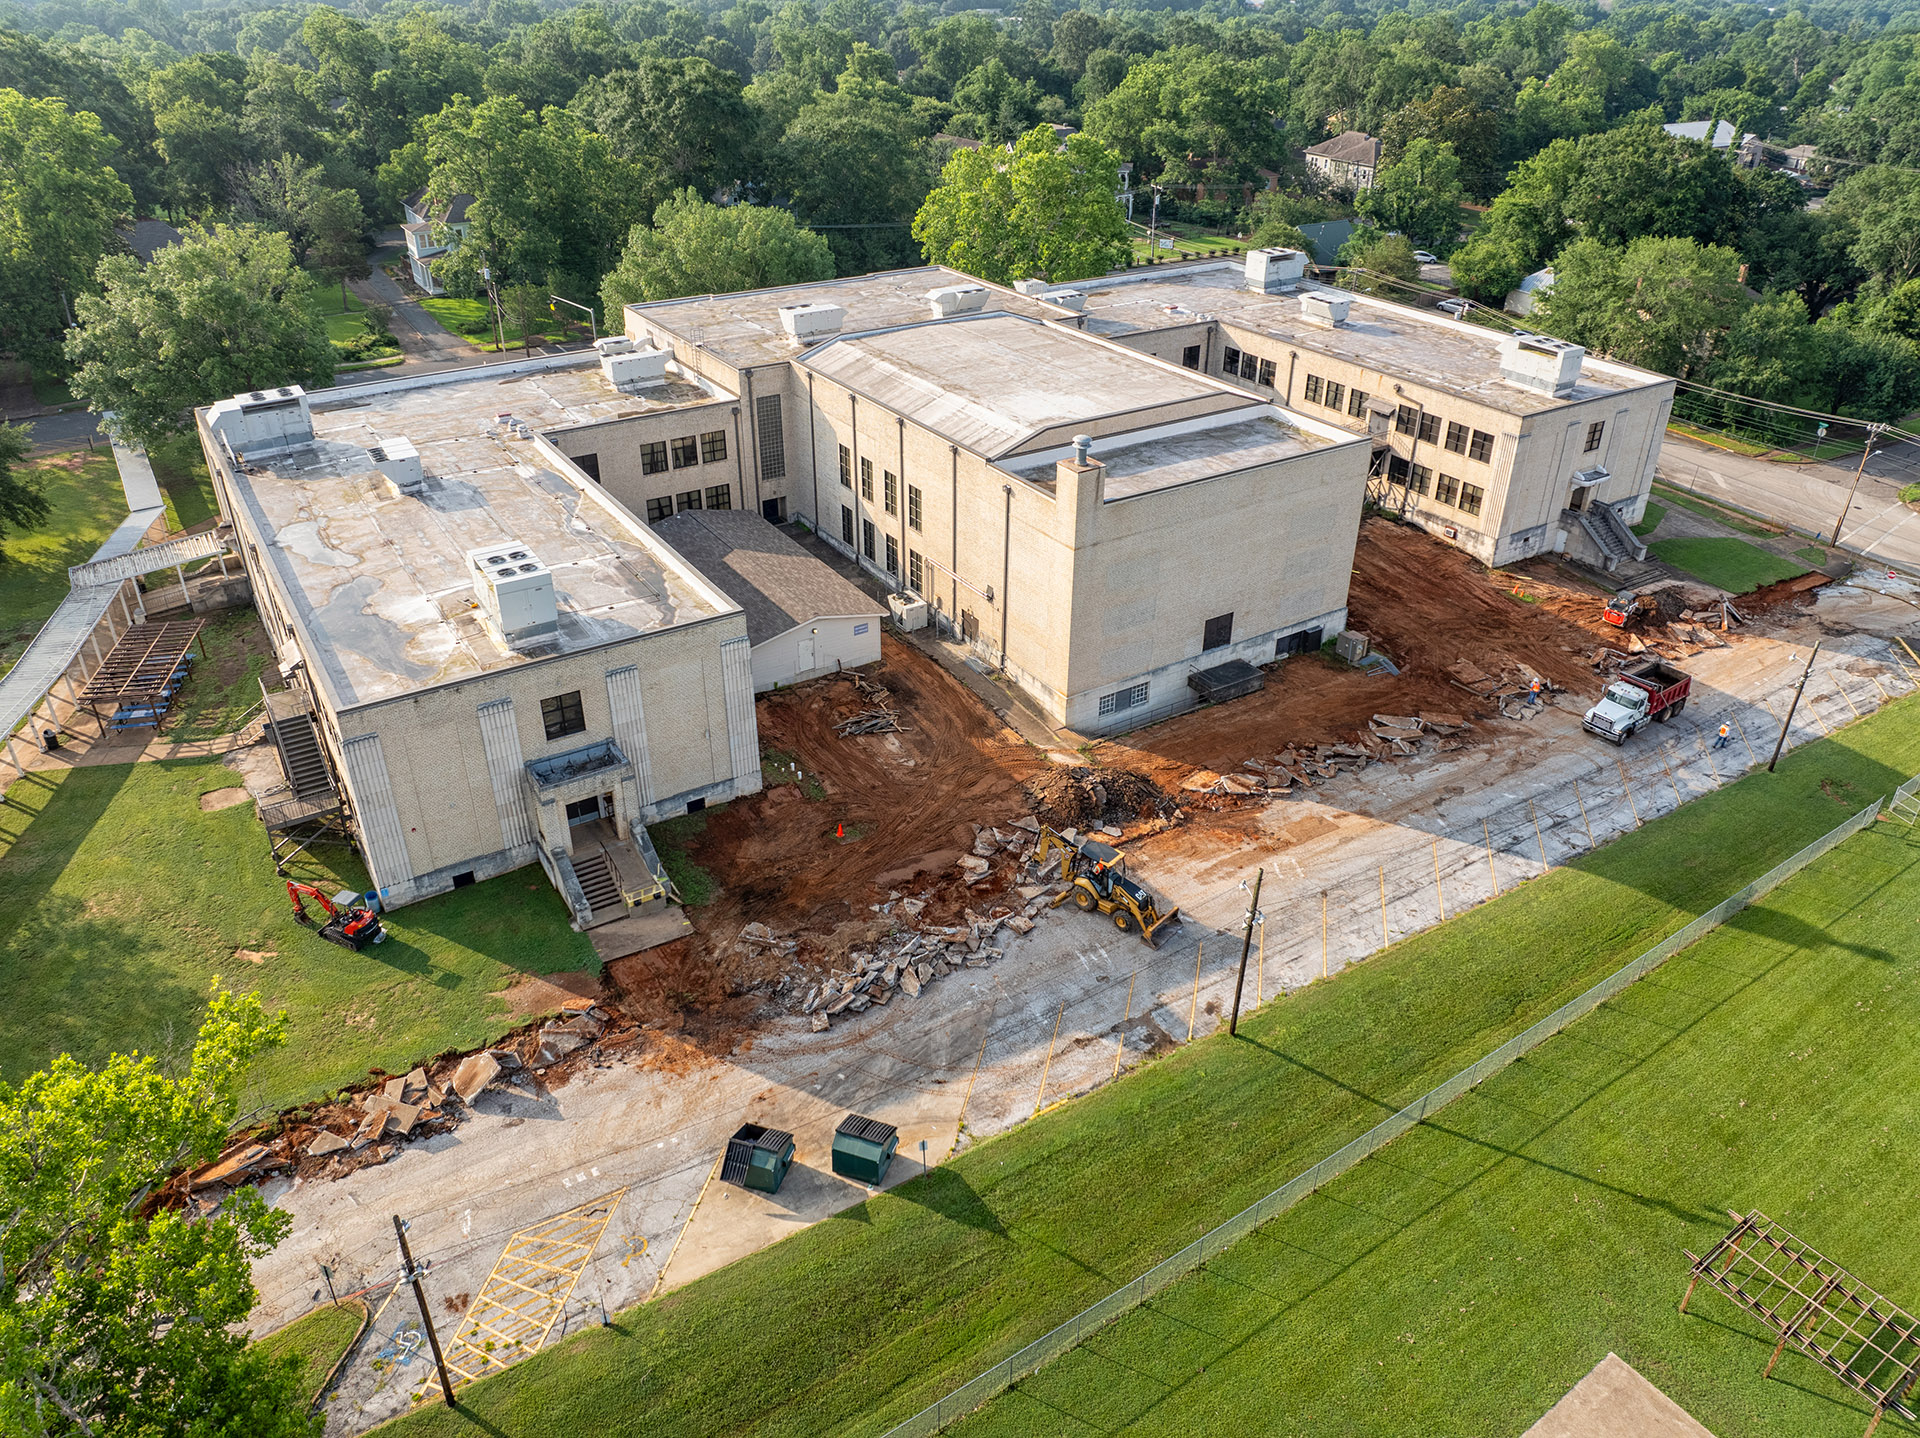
594, 335, 636, 356
1499, 332, 1585, 398
206, 384, 315, 457
466, 542, 558, 650
1300, 292, 1352, 328
927, 284, 988, 318
601, 346, 669, 391
1012, 278, 1050, 296
1044, 289, 1087, 312
1246, 248, 1308, 294
778, 302, 846, 341
366, 435, 423, 496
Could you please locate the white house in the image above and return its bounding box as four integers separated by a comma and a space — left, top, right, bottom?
400, 189, 475, 295
1303, 131, 1382, 191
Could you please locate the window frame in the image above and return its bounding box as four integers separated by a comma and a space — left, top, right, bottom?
1303, 374, 1323, 405
700, 430, 727, 463
1409, 463, 1431, 495
1347, 388, 1369, 418
884, 533, 899, 574
1435, 473, 1460, 507
1458, 482, 1485, 517
754, 393, 785, 480
1395, 405, 1417, 436
1584, 420, 1605, 453
1201, 612, 1234, 651
1468, 428, 1494, 463
860, 456, 873, 501
838, 444, 852, 488
1418, 412, 1440, 443
1181, 344, 1201, 370
1325, 381, 1346, 412
676, 489, 703, 513
640, 440, 669, 475
704, 484, 731, 510
840, 505, 854, 546
908, 549, 923, 593
1257, 357, 1276, 387
645, 495, 672, 524
1097, 681, 1150, 717
883, 470, 898, 516
1444, 421, 1469, 455
670, 434, 699, 469
540, 690, 586, 742
861, 517, 875, 560
1222, 346, 1242, 375
907, 484, 922, 532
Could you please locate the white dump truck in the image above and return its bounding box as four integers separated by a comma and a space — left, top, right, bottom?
1582, 660, 1692, 744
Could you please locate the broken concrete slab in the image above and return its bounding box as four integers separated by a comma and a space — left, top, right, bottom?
307, 1132, 349, 1157
191, 1143, 273, 1188
450, 1052, 503, 1103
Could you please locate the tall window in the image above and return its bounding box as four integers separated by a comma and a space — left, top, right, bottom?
883, 470, 898, 515
705, 484, 731, 510
540, 691, 585, 741
840, 505, 854, 546
1458, 482, 1484, 517
884, 534, 899, 574
640, 441, 668, 475
1408, 463, 1431, 495
646, 496, 671, 523
1223, 346, 1242, 375
755, 394, 785, 479
1387, 455, 1409, 483
1348, 389, 1369, 418
1240, 352, 1261, 380
1435, 473, 1460, 506
1181, 344, 1201, 369
861, 518, 875, 560
1444, 421, 1469, 454
1585, 421, 1605, 452
1324, 381, 1345, 412
1304, 375, 1323, 405
838, 444, 851, 488
1395, 405, 1417, 436
909, 550, 923, 592
670, 435, 699, 469
907, 484, 922, 531
1257, 358, 1276, 387
700, 430, 727, 463
1418, 412, 1440, 443
1468, 429, 1494, 463
860, 457, 873, 500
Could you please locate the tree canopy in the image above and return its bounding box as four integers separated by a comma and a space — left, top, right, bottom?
601, 189, 834, 309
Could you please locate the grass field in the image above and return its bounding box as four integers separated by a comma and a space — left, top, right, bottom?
148, 432, 219, 531
311, 285, 371, 343
380, 695, 1920, 1438
417, 296, 573, 351
0, 452, 126, 678
962, 799, 1920, 1437
1796, 543, 1831, 566
1631, 499, 1666, 538
165, 610, 273, 741
1648, 537, 1809, 593
254, 1300, 365, 1406
1652, 484, 1781, 539
0, 758, 597, 1113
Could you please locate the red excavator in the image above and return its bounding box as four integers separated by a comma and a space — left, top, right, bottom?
287, 881, 386, 951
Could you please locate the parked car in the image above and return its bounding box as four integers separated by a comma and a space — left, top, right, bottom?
1413, 250, 1439, 264
1436, 297, 1470, 315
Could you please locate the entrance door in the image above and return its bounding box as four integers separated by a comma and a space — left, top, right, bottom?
1568, 485, 1589, 513
796, 636, 816, 675
565, 796, 601, 826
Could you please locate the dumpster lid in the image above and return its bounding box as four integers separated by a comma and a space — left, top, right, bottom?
836, 1114, 899, 1145
722, 1122, 795, 1184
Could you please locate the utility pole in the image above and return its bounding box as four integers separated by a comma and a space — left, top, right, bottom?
1830, 424, 1885, 546
392, 1215, 457, 1406
1228, 869, 1264, 1036
1147, 184, 1164, 261
1768, 641, 1821, 773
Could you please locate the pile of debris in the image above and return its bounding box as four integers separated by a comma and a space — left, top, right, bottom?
835, 673, 906, 737
1024, 766, 1177, 829
1182, 712, 1475, 796
1447, 659, 1564, 718
1584, 599, 1750, 670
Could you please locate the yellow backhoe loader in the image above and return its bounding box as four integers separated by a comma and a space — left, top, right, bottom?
1034, 825, 1180, 947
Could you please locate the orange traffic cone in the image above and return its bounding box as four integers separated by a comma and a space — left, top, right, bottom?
836, 821, 844, 839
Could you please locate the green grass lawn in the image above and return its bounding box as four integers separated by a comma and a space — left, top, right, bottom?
379, 696, 1920, 1438
165, 610, 273, 742
1651, 484, 1781, 539
0, 758, 597, 1113
311, 285, 370, 343
1631, 499, 1666, 538
0, 452, 127, 679
417, 296, 572, 351
1796, 543, 1831, 566
1648, 536, 1809, 594
254, 1300, 365, 1406
963, 801, 1920, 1437
148, 432, 219, 531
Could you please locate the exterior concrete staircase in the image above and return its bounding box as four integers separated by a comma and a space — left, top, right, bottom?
572, 847, 623, 917
1563, 500, 1649, 573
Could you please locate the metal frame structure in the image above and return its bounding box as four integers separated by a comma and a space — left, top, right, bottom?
77, 619, 203, 724
428, 1189, 626, 1394
1683, 1209, 1920, 1436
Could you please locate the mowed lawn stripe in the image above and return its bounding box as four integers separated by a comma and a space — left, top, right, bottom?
961, 819, 1920, 1436
378, 705, 1920, 1438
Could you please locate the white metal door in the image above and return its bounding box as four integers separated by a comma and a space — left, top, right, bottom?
796, 636, 816, 675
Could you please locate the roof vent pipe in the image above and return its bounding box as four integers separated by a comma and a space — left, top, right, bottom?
1072, 434, 1094, 465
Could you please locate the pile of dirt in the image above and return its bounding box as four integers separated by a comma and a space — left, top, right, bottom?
1023, 766, 1176, 829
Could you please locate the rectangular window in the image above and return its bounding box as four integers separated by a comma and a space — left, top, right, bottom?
884, 533, 899, 574
1240, 352, 1260, 380
1181, 344, 1201, 369
705, 484, 731, 510
1387, 454, 1409, 484
700, 429, 727, 463
861, 518, 875, 560
574, 452, 601, 482
676, 489, 703, 512
1435, 473, 1460, 506
838, 444, 852, 488
1395, 405, 1417, 436
1098, 682, 1150, 717
1458, 482, 1485, 517
860, 457, 873, 501
1444, 421, 1469, 454
1202, 612, 1234, 650
1257, 358, 1276, 387
540, 690, 585, 741
1223, 346, 1242, 375
755, 394, 785, 479
670, 434, 699, 469
883, 470, 897, 515
1325, 381, 1345, 412
1418, 412, 1440, 443
640, 441, 669, 475
1585, 420, 1605, 453
1468, 429, 1494, 462
646, 495, 672, 524
841, 505, 854, 546
1348, 389, 1369, 418
907, 484, 922, 531
909, 550, 924, 593
763, 497, 785, 522
1409, 463, 1431, 495
1304, 375, 1323, 405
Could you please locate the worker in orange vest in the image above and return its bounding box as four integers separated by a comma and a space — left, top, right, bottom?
1714, 722, 1731, 750
1528, 677, 1543, 706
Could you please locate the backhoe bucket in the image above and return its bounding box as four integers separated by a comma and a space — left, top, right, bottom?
1141, 906, 1181, 948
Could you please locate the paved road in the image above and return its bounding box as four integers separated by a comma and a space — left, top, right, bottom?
23, 408, 102, 452
1657, 432, 1920, 573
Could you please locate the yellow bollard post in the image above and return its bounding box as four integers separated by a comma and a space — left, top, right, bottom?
1187, 940, 1202, 1041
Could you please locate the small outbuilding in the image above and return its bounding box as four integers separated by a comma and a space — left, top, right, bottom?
831, 1114, 899, 1185
651, 510, 885, 692
721, 1122, 796, 1193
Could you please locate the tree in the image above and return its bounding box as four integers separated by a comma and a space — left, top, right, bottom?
1824, 166, 1920, 291
912, 125, 1128, 286
775, 79, 936, 276
0, 987, 310, 1437
67, 224, 335, 447
1083, 48, 1286, 187
1357, 139, 1465, 251
0, 423, 50, 565
1242, 192, 1311, 257
601, 190, 834, 310
236, 154, 364, 270
572, 56, 751, 209
0, 88, 133, 373
1535, 235, 1747, 378
1380, 85, 1500, 199
949, 58, 1042, 143
1336, 228, 1420, 292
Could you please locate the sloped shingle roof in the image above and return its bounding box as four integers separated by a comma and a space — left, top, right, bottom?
1304, 130, 1381, 167
649, 510, 883, 646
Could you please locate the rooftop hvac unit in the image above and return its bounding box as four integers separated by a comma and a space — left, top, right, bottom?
1245, 247, 1308, 293
927, 284, 988, 318
601, 347, 669, 389
466, 542, 559, 649
367, 436, 423, 495
1299, 291, 1351, 327
777, 302, 846, 340
594, 335, 636, 356
1499, 333, 1585, 398
1012, 278, 1050, 296
206, 385, 315, 457
887, 593, 929, 632
1044, 289, 1087, 312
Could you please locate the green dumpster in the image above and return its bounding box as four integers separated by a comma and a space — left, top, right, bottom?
832, 1114, 899, 1185
722, 1123, 795, 1194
